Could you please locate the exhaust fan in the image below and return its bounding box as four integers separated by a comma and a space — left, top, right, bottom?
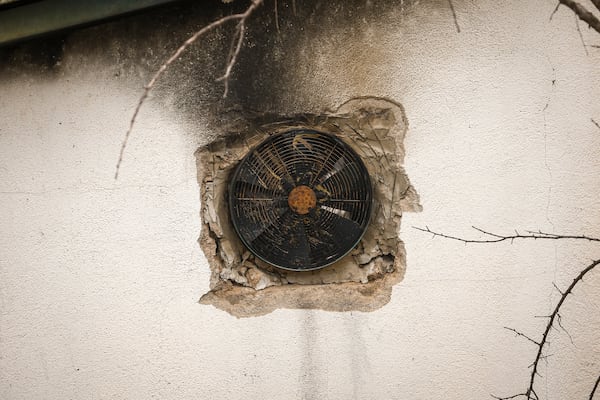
228, 129, 373, 271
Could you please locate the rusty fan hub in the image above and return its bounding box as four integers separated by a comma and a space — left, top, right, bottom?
288, 185, 317, 215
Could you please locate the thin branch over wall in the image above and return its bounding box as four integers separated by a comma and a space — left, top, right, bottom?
413, 226, 600, 243
503, 327, 540, 346
114, 0, 264, 179
558, 0, 600, 34
574, 15, 589, 55
590, 374, 600, 400
519, 259, 600, 400
415, 226, 600, 400
447, 0, 461, 32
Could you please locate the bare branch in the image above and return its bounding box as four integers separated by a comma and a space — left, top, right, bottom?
447, 0, 461, 33
216, 21, 247, 98
504, 327, 540, 346
557, 0, 600, 34
591, 0, 600, 13
491, 393, 528, 400
525, 230, 559, 237
555, 313, 575, 345
528, 359, 548, 370
550, 2, 561, 20
552, 282, 564, 295
592, 118, 600, 130
575, 15, 590, 55
500, 260, 600, 400
530, 388, 539, 400
525, 259, 600, 399
535, 353, 554, 364
590, 374, 600, 400
413, 226, 600, 243
425, 226, 600, 399
114, 0, 264, 179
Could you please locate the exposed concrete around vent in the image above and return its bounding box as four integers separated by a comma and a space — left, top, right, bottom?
198, 97, 421, 317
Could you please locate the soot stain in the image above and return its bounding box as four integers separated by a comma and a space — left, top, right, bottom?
0, 0, 430, 133
222, 0, 427, 117
0, 34, 67, 74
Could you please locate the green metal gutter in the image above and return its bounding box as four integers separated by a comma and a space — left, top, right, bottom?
0, 0, 184, 46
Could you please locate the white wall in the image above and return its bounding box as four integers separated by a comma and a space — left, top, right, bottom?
1, 0, 599, 399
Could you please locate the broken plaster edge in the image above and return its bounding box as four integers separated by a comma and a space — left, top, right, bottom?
198, 262, 406, 318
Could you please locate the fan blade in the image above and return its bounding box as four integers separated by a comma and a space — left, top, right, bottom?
318, 208, 364, 249
232, 181, 286, 200
319, 205, 351, 219
316, 157, 347, 185
241, 208, 290, 243
285, 217, 312, 269
235, 160, 284, 192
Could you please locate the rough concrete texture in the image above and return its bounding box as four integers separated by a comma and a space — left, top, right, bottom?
198, 97, 421, 316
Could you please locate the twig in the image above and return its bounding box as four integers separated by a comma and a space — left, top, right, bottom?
215, 21, 246, 98
504, 327, 540, 346
492, 391, 539, 400
552, 282, 564, 295
555, 313, 575, 345
550, 2, 561, 20
533, 353, 554, 365
491, 394, 528, 400
592, 118, 600, 130
557, 0, 600, 34
574, 15, 589, 56
447, 0, 461, 32
524, 259, 600, 399
114, 0, 263, 179
413, 226, 600, 243
417, 226, 600, 399
590, 374, 600, 400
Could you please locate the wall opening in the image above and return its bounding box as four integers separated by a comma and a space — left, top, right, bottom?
197, 97, 421, 317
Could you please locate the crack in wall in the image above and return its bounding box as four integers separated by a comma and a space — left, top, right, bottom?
197, 97, 421, 317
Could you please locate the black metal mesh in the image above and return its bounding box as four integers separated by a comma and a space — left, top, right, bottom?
228, 129, 372, 271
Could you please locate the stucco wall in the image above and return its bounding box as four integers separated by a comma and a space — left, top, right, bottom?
1, 0, 599, 399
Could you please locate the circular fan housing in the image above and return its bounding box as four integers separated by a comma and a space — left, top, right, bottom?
228, 129, 373, 271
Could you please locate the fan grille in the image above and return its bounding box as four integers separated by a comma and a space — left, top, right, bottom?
228, 129, 372, 271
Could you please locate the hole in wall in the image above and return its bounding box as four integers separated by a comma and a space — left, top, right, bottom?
197, 97, 421, 317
